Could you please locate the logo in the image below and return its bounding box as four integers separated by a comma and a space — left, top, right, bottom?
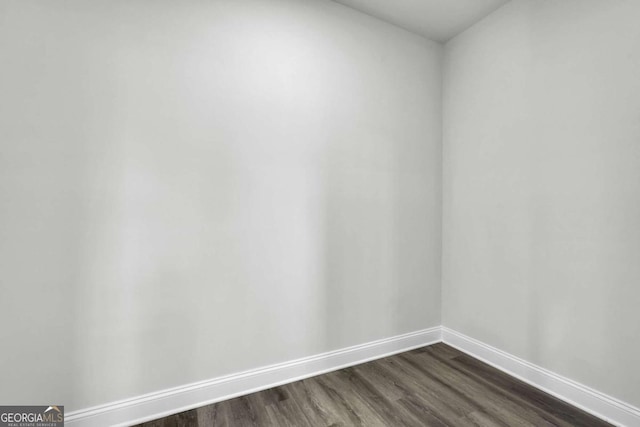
0, 406, 64, 427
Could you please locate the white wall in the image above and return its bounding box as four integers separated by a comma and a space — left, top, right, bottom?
0, 0, 443, 411
443, 0, 640, 408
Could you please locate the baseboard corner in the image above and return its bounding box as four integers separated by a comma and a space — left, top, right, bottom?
442, 326, 640, 427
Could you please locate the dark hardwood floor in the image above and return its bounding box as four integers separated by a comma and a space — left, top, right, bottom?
137, 343, 611, 426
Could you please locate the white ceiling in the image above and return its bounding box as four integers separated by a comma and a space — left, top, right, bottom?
332, 0, 510, 42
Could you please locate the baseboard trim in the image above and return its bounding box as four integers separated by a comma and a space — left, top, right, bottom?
442, 327, 640, 427
66, 326, 640, 427
66, 327, 441, 427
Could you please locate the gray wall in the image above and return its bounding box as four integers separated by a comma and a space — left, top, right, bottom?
443, 0, 640, 408
0, 0, 443, 411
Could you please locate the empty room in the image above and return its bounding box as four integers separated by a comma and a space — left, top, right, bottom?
1, 0, 639, 426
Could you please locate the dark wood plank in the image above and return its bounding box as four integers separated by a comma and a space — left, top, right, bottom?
401, 350, 553, 426
445, 352, 610, 427
313, 373, 389, 426
327, 367, 426, 427
370, 355, 479, 422
135, 344, 613, 427
281, 379, 345, 426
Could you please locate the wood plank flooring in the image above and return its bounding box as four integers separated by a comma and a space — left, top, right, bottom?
136, 343, 611, 426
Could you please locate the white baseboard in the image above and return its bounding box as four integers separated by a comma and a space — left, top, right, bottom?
66, 326, 640, 427
65, 327, 441, 427
442, 327, 640, 427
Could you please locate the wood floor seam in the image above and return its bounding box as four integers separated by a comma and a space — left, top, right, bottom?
136, 343, 613, 427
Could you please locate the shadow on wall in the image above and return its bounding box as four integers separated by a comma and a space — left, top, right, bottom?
0, 0, 442, 413
321, 121, 441, 350
442, 0, 640, 407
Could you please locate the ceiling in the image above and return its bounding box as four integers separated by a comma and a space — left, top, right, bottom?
332, 0, 510, 43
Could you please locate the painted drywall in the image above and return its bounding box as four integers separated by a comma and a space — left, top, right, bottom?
0, 0, 443, 411
443, 0, 640, 408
